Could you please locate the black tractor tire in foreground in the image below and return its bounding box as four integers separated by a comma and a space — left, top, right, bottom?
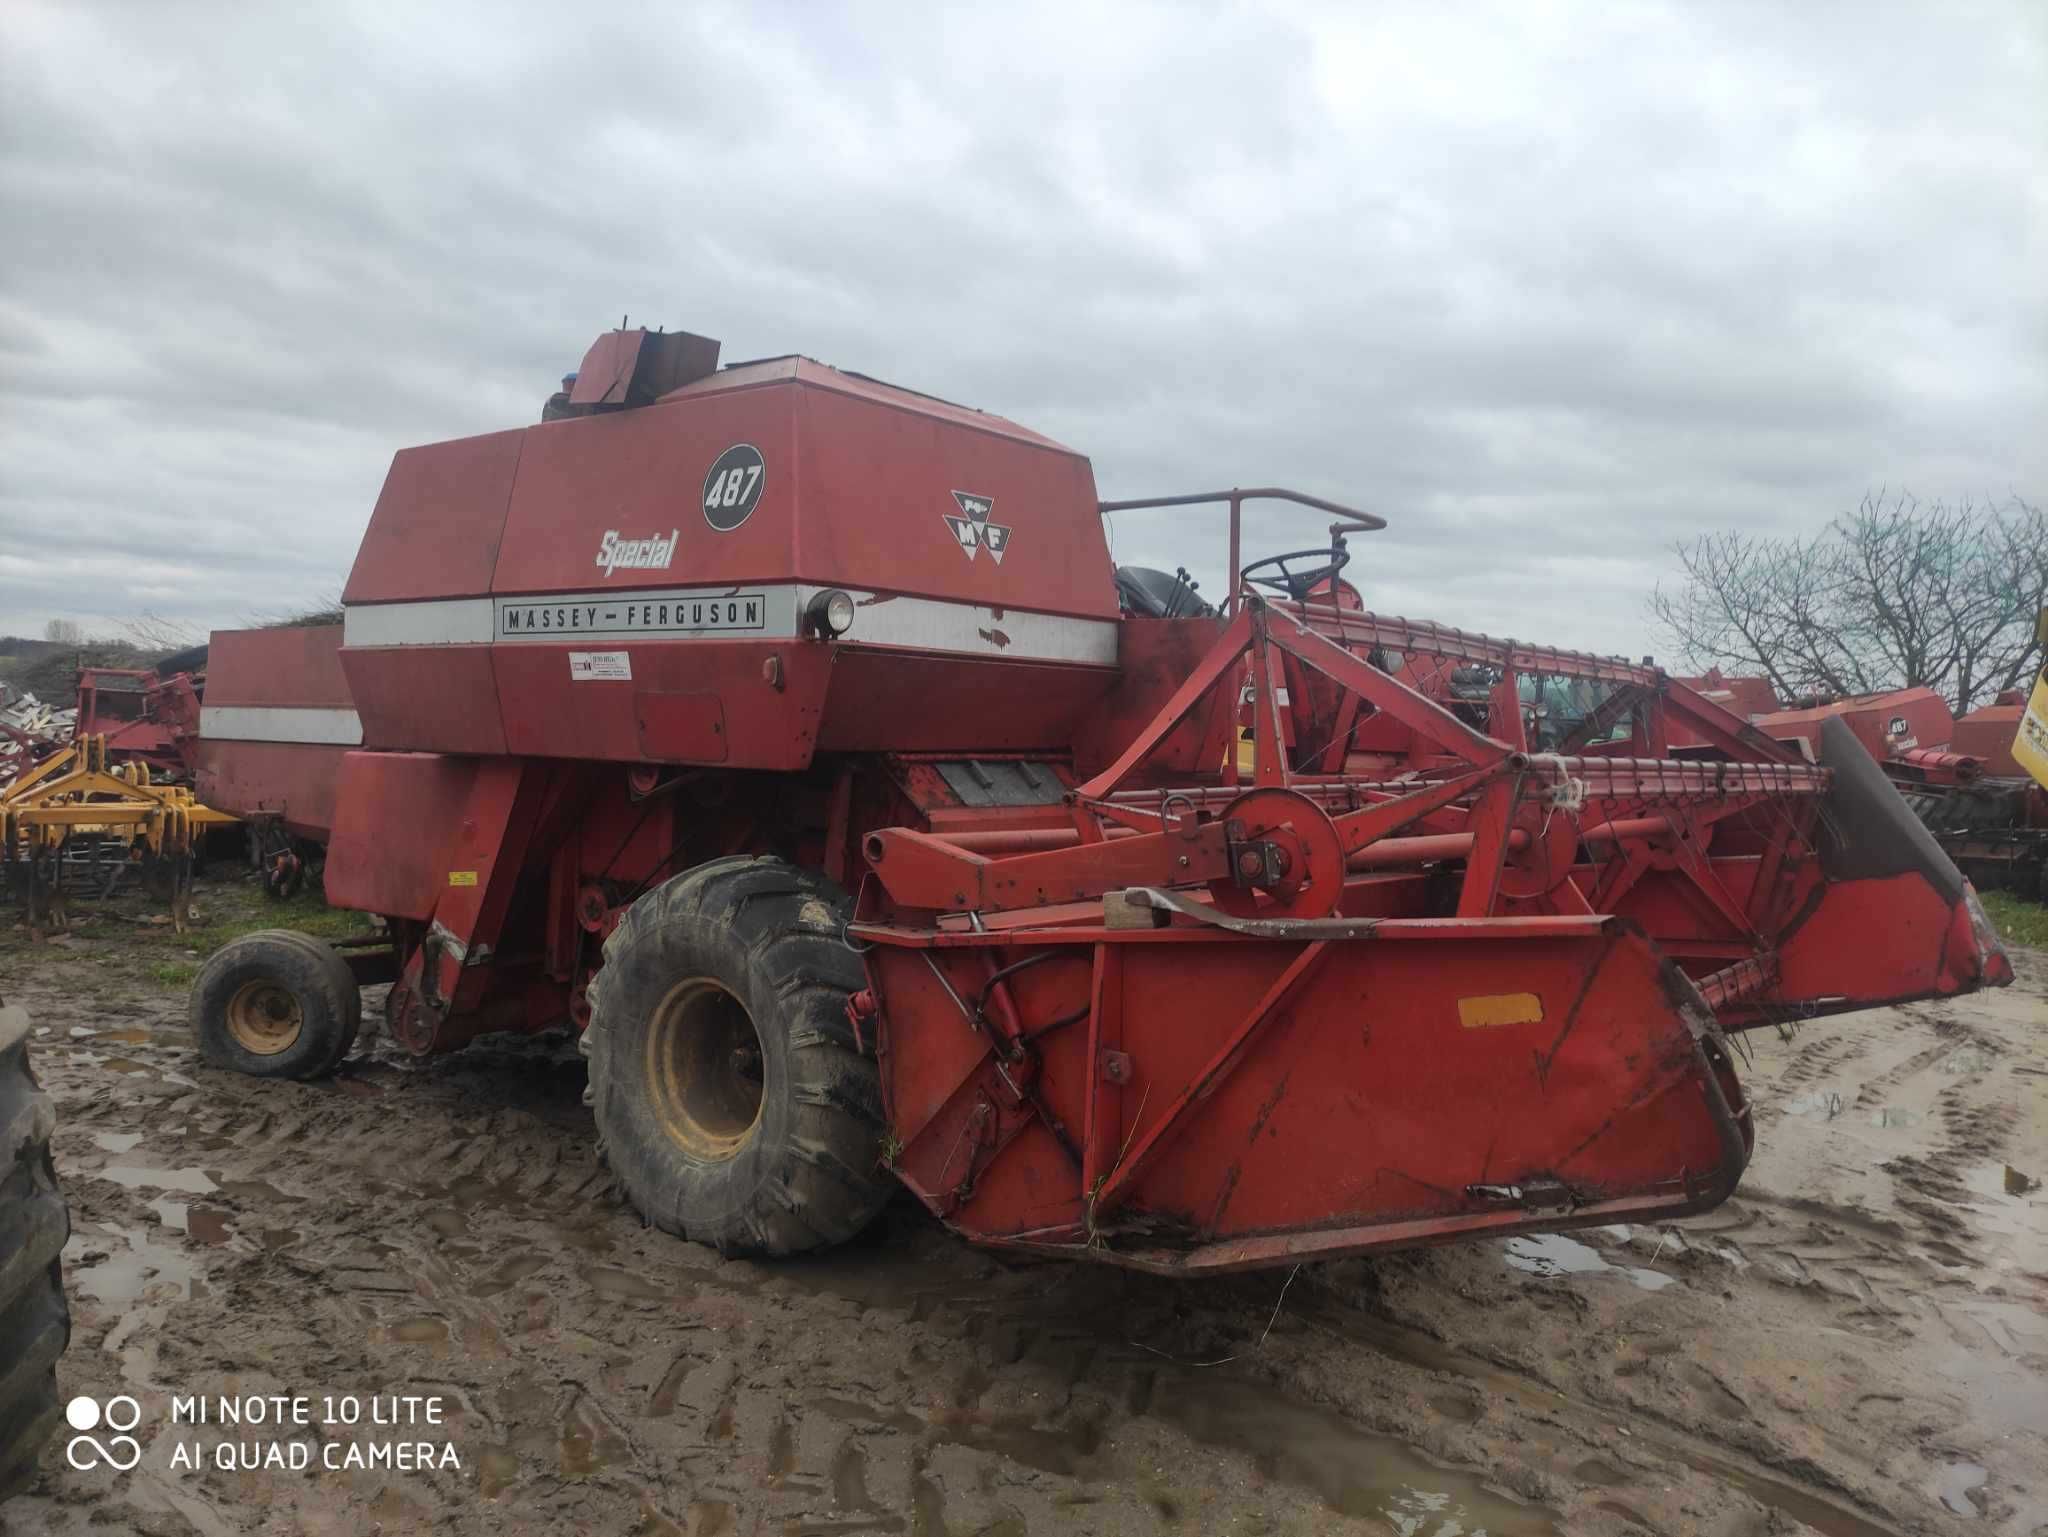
585, 857, 892, 1257
191, 930, 362, 1079
0, 1001, 70, 1502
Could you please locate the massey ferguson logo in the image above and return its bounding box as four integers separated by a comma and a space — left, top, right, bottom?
596, 529, 678, 577
944, 492, 1012, 564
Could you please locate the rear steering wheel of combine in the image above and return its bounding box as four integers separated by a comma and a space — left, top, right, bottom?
583, 857, 891, 1258
189, 930, 362, 1079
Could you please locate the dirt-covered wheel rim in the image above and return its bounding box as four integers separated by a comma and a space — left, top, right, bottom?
224, 978, 303, 1056
645, 977, 765, 1162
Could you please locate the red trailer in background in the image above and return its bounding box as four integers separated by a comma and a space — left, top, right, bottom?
186, 323, 2012, 1275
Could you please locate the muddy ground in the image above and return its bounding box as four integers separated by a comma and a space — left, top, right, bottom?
2, 876, 2043, 1537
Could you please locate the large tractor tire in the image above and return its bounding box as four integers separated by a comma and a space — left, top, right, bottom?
585, 857, 891, 1257
0, 1002, 70, 1502
190, 930, 362, 1079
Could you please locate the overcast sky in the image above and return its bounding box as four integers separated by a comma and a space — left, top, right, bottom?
3, 1, 2043, 658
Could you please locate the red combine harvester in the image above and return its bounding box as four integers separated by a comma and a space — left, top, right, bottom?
191, 325, 2013, 1273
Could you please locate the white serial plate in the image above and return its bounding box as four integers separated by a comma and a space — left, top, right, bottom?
567, 650, 633, 681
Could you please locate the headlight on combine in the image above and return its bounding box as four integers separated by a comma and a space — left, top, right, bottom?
806, 589, 856, 638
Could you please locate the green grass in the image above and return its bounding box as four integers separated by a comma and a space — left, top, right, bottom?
1, 875, 377, 999
1980, 889, 2048, 950
175, 886, 374, 954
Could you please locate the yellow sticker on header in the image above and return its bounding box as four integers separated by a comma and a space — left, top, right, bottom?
1458, 992, 1543, 1028
2014, 672, 2048, 794
448, 871, 479, 887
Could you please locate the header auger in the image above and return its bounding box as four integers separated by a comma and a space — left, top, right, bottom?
188, 321, 2011, 1273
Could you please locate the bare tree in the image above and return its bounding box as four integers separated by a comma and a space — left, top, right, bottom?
42, 618, 83, 645
1649, 492, 2047, 715
122, 611, 205, 652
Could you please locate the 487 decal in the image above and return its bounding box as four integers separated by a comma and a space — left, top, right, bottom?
702, 444, 766, 531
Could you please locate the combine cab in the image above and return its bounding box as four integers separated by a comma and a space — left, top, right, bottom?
190, 324, 2012, 1272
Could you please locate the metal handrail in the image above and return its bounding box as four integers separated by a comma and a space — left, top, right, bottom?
1097, 488, 1385, 615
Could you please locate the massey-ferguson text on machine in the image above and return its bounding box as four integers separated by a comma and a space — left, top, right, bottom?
189, 324, 2012, 1274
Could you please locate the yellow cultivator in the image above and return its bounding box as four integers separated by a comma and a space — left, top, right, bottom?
1, 736, 238, 932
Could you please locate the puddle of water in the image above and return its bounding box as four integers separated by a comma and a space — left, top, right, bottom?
477, 1446, 519, 1498
71, 1224, 204, 1307
1934, 1459, 1987, 1517
101, 1056, 157, 1076
92, 1132, 144, 1154
1574, 1457, 1629, 1487
390, 1316, 450, 1345
930, 1411, 1102, 1478
92, 1027, 152, 1045
1784, 1090, 1848, 1119
557, 1409, 628, 1478
1503, 1233, 1674, 1292
579, 1265, 672, 1302
808, 1397, 926, 1437
216, 1178, 293, 1203
552, 1221, 615, 1254
1427, 1391, 1481, 1424
1151, 1367, 1557, 1533
650, 1357, 694, 1417
832, 1439, 873, 1510
188, 1209, 231, 1246
684, 1500, 733, 1537
470, 1253, 549, 1298
1870, 1107, 1921, 1128
766, 1418, 797, 1485
152, 1199, 189, 1232
1959, 1162, 2039, 1199
102, 1165, 218, 1195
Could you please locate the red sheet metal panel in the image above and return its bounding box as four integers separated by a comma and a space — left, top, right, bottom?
489, 362, 1114, 616
193, 741, 340, 839
344, 646, 506, 756
323, 752, 481, 920
787, 372, 1118, 619
814, 651, 1117, 753
343, 429, 524, 603
865, 923, 1746, 1268
492, 641, 831, 768
1953, 700, 2026, 778
1756, 686, 1954, 762
203, 626, 350, 708
489, 387, 799, 596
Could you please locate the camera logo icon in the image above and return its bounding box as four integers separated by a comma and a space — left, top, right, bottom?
64, 1395, 143, 1472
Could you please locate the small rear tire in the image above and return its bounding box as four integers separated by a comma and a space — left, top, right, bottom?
191, 930, 362, 1079
586, 857, 891, 1257
0, 1002, 69, 1502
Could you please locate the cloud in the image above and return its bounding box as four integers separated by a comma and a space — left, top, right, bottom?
3, 0, 2042, 657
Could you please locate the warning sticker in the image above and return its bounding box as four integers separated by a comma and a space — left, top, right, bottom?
569, 650, 633, 682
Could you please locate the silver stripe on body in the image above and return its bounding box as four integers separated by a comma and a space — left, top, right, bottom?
343, 587, 1118, 666
200, 706, 364, 746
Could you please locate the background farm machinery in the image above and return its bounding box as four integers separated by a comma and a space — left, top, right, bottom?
1, 653, 254, 928
1731, 632, 2048, 902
